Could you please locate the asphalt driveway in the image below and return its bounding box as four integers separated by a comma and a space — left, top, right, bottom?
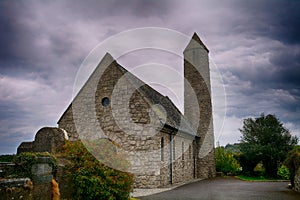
139, 177, 300, 200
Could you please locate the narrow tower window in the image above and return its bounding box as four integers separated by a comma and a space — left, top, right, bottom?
161, 137, 164, 161
173, 139, 176, 160
182, 142, 184, 160
189, 145, 192, 160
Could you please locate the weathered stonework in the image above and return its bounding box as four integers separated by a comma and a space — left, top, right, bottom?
57, 33, 216, 188
17, 142, 34, 154
184, 33, 216, 179
295, 167, 300, 192
17, 127, 68, 154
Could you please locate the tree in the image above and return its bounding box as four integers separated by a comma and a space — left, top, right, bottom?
239, 113, 298, 177
215, 145, 240, 175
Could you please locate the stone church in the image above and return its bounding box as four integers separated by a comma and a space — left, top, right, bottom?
19, 33, 216, 188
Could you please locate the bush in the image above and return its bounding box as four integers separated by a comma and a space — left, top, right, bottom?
253, 162, 265, 177
61, 140, 134, 200
215, 146, 240, 175
1, 152, 57, 179
277, 165, 290, 180
234, 153, 259, 176
0, 154, 15, 162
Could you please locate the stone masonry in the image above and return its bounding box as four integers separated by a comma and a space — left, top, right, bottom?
17, 127, 68, 154
184, 33, 216, 178
57, 33, 216, 188
295, 167, 300, 192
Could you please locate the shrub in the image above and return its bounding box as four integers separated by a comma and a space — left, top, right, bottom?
0, 154, 15, 162
215, 146, 240, 175
61, 140, 134, 200
1, 152, 57, 179
277, 165, 290, 180
234, 153, 258, 176
253, 162, 265, 177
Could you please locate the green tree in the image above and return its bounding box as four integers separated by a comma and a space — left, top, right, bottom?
215, 145, 240, 175
239, 113, 298, 177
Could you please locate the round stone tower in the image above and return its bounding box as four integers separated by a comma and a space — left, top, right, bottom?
184, 33, 216, 179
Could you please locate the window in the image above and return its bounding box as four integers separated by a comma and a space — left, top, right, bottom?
161, 137, 164, 161
173, 139, 175, 160
189, 145, 192, 160
101, 97, 110, 107
182, 142, 184, 160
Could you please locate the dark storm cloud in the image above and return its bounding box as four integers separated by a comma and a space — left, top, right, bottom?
0, 0, 171, 69
1, 0, 300, 152
0, 1, 20, 62
215, 0, 300, 142
234, 0, 300, 92
270, 48, 300, 87
45, 0, 171, 20
233, 0, 300, 44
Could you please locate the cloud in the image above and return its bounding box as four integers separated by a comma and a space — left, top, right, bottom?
0, 74, 73, 153
1, 0, 300, 153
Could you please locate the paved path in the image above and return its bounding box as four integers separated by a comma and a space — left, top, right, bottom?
138, 177, 300, 200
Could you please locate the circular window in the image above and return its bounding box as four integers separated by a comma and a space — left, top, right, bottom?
101, 97, 110, 107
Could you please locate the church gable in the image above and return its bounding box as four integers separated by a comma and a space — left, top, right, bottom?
56, 32, 216, 188
58, 53, 163, 142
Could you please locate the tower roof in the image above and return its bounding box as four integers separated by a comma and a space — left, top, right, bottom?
184, 32, 209, 53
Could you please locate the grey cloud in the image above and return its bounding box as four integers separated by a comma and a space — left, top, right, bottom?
1, 0, 300, 152
269, 48, 300, 88
232, 0, 300, 44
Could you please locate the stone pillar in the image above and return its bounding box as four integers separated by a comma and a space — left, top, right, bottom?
31, 157, 53, 200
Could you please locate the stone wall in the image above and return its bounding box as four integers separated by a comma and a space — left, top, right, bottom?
17, 127, 68, 154
132, 131, 195, 188
159, 131, 195, 187
17, 142, 34, 154
295, 167, 300, 192
34, 127, 68, 153
171, 134, 195, 184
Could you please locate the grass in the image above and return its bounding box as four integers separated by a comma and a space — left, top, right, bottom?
237, 175, 288, 182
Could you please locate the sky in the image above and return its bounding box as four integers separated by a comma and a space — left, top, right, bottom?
0, 0, 300, 154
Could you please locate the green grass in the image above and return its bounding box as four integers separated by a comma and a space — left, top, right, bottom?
237, 175, 287, 182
